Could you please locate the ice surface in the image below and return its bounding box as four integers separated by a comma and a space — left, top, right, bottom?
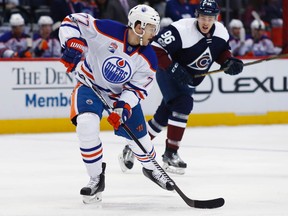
1, 125, 288, 216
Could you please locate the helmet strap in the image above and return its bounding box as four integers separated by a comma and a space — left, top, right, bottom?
132, 25, 145, 46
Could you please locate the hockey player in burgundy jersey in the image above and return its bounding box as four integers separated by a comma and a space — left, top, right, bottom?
119, 0, 243, 175
59, 4, 175, 204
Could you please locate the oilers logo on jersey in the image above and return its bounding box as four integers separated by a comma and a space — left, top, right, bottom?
102, 57, 132, 84
187, 47, 212, 71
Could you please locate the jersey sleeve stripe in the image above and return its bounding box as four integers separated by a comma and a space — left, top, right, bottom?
80, 64, 94, 80
124, 82, 148, 99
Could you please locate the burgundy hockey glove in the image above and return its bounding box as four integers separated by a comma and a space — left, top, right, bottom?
221, 57, 243, 75
167, 62, 193, 86
107, 101, 132, 130
60, 37, 87, 73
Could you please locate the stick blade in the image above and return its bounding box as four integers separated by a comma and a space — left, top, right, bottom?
194, 197, 225, 209
174, 185, 225, 208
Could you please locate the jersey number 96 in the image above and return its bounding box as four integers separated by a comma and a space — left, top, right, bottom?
157, 31, 175, 47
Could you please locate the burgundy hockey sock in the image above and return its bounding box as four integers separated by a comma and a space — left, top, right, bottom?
166, 124, 185, 152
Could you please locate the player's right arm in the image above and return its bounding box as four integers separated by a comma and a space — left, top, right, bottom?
59, 13, 96, 72
58, 13, 97, 47
152, 24, 193, 85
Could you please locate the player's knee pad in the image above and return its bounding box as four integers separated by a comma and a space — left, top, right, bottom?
76, 112, 101, 147
170, 95, 193, 114
153, 100, 169, 127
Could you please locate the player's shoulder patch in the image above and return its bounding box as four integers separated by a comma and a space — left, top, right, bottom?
94, 19, 126, 41
214, 21, 229, 42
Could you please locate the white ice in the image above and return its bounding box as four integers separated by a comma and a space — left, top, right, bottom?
1, 124, 288, 216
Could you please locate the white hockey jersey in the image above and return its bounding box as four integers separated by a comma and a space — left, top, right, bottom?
59, 13, 158, 108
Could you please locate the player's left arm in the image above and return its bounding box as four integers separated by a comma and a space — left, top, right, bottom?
120, 68, 155, 108
215, 44, 243, 76
214, 23, 244, 76
108, 58, 156, 130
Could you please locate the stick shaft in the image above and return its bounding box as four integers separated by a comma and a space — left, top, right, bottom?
194, 53, 288, 78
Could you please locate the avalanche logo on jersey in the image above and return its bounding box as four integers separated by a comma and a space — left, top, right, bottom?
187, 47, 212, 71
102, 57, 132, 84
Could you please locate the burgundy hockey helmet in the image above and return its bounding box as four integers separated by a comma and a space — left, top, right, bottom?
196, 0, 220, 17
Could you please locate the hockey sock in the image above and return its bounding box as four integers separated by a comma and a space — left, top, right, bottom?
126, 134, 156, 170
76, 113, 103, 178
166, 111, 188, 152
147, 118, 165, 140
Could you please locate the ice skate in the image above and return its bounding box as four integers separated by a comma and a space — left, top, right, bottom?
162, 151, 187, 175
81, 162, 106, 204
118, 145, 135, 172
142, 167, 174, 191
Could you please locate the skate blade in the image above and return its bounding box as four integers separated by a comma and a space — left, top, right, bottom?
82, 192, 102, 204
118, 154, 128, 173
162, 163, 185, 175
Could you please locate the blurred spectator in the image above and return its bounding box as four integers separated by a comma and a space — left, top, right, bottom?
32, 16, 62, 58
101, 0, 138, 24
0, 0, 20, 25
0, 13, 32, 58
165, 0, 199, 21
243, 19, 281, 56
262, 0, 282, 26
71, 0, 99, 18
94, 0, 108, 18
228, 19, 246, 56
139, 0, 166, 18
50, 0, 101, 23
50, 0, 73, 23
241, 0, 266, 32
0, 0, 19, 9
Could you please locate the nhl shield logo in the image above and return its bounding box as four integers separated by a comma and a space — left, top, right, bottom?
102, 57, 132, 83
108, 42, 118, 53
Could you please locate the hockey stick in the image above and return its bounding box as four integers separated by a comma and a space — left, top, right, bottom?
74, 71, 225, 209
194, 53, 288, 78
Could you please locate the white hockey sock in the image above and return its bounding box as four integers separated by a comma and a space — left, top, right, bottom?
76, 113, 103, 178
126, 134, 156, 170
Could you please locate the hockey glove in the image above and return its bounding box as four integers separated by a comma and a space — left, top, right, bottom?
38, 39, 49, 50
107, 101, 132, 130
34, 40, 49, 57
221, 57, 243, 75
16, 48, 32, 58
167, 62, 193, 86
60, 37, 87, 73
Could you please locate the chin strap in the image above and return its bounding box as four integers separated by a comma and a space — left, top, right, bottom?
132, 27, 145, 46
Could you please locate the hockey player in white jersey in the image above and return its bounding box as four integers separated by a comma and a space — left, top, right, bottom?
59, 4, 174, 204
119, 0, 244, 175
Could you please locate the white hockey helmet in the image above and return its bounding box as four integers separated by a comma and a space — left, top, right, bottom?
229, 19, 243, 29
250, 19, 265, 30
128, 4, 160, 35
38, 16, 53, 26
9, 13, 25, 26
